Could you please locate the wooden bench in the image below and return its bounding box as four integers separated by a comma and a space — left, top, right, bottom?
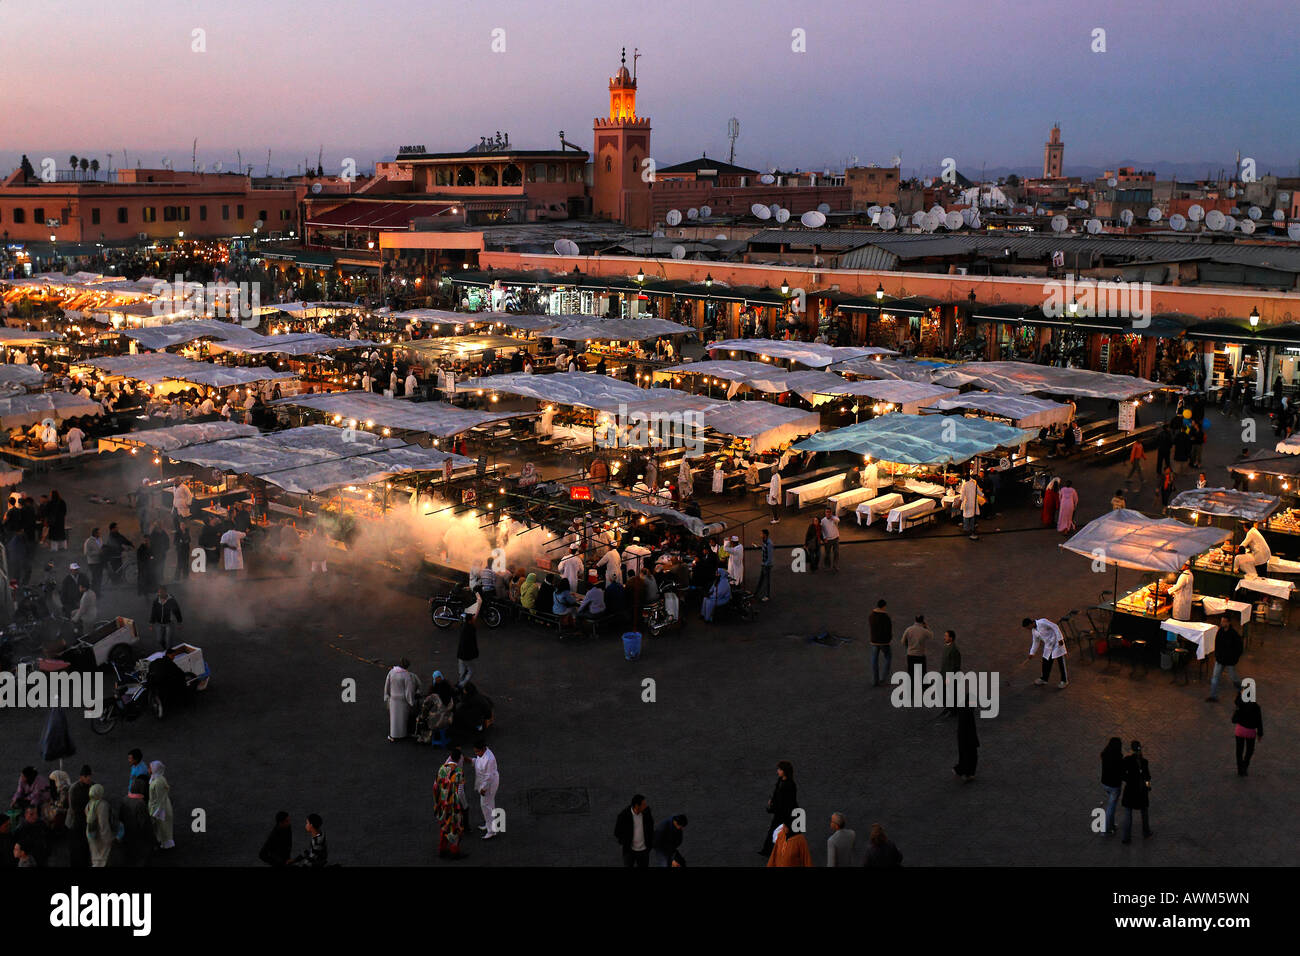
885, 497, 939, 533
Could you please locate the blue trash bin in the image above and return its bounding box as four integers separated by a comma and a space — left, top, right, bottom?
622, 631, 642, 661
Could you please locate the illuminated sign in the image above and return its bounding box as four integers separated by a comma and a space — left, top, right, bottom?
569, 486, 592, 501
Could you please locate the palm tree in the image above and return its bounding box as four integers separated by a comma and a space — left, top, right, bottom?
69, 155, 78, 180
89, 159, 99, 179
79, 158, 89, 178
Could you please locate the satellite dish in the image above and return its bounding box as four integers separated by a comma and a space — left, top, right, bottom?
670, 245, 686, 260
1107, 177, 1118, 187
769, 203, 781, 216
1227, 186, 1237, 198
1036, 206, 1047, 216
686, 208, 699, 220
775, 208, 790, 223
1248, 206, 1262, 220
1148, 208, 1163, 222
553, 238, 580, 256
1205, 209, 1226, 231
1074, 198, 1089, 210
665, 209, 682, 226
311, 182, 323, 194
652, 229, 665, 238
1240, 219, 1257, 235
911, 211, 926, 227
1050, 215, 1068, 233
961, 207, 978, 226
1169, 214, 1187, 231
922, 210, 942, 232
1119, 209, 1134, 226
878, 210, 897, 230
817, 203, 831, 214
1187, 204, 1204, 222
700, 205, 711, 218
944, 211, 963, 230
1279, 192, 1292, 204
214, 160, 223, 172
891, 155, 902, 167
800, 210, 827, 228
759, 174, 775, 184
1289, 223, 1300, 241
929, 204, 946, 217
161, 156, 170, 167
1274, 210, 1286, 222
867, 205, 882, 218
714, 233, 728, 240
1086, 218, 1102, 234
196, 163, 206, 173
754, 205, 772, 220
1223, 215, 1237, 232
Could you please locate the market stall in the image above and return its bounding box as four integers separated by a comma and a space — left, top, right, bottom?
930, 392, 1074, 429
270, 390, 528, 440
930, 361, 1161, 400
710, 338, 895, 368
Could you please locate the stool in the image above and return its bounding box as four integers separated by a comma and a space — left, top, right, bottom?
1128, 639, 1149, 677
1169, 647, 1192, 685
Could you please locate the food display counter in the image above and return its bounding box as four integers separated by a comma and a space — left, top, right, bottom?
1191, 546, 1245, 598
1264, 507, 1300, 558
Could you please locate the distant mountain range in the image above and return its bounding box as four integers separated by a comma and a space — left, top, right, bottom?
922, 161, 1300, 183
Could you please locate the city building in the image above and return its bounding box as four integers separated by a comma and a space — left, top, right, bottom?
846, 165, 901, 210
1043, 124, 1065, 179
591, 48, 653, 229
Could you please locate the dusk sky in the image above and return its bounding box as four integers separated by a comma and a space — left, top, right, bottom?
5, 0, 1298, 179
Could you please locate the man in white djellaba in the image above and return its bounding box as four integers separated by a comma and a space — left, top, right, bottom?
384, 658, 419, 742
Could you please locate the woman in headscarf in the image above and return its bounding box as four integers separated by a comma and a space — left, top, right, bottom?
701, 567, 732, 623
1056, 479, 1079, 535
148, 761, 175, 849
136, 539, 155, 595
1041, 476, 1060, 528
519, 572, 540, 611
434, 747, 468, 859
85, 784, 114, 866
43, 770, 72, 830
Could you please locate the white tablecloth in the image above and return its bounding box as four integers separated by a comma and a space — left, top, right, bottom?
1199, 596, 1252, 627
886, 497, 937, 532
1236, 576, 1294, 600
829, 485, 879, 516
857, 493, 904, 526
786, 473, 849, 508
900, 479, 946, 498
1266, 556, 1300, 575
1161, 619, 1218, 659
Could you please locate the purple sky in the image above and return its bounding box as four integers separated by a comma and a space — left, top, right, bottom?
4, 0, 1298, 179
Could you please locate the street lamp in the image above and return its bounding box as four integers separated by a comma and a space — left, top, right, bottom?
1249, 307, 1260, 328
705, 273, 713, 288
636, 268, 645, 285
178, 231, 184, 238
780, 278, 789, 296
875, 283, 885, 301
367, 239, 375, 250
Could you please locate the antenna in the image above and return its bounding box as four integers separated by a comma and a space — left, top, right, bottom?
237, 149, 242, 177
727, 117, 740, 165
192, 138, 197, 173
633, 47, 640, 82
318, 145, 323, 175
265, 149, 271, 177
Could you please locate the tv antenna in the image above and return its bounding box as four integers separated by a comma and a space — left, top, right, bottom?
727, 117, 740, 165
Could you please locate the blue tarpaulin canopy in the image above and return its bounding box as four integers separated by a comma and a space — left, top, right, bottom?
793, 412, 1034, 465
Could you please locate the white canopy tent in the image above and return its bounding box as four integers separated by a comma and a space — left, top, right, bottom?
931, 392, 1074, 428
1062, 509, 1230, 572
699, 403, 821, 453
118, 320, 269, 352
208, 332, 378, 356
810, 379, 955, 412
0, 365, 47, 388
79, 353, 295, 389
794, 412, 1033, 465
0, 391, 102, 428
271, 391, 527, 437
931, 361, 1160, 400
546, 318, 693, 341
830, 357, 947, 382
98, 421, 260, 453
1165, 488, 1281, 522
0, 328, 59, 345
711, 338, 896, 368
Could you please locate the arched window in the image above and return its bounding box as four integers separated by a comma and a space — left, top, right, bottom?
479, 166, 498, 187
604, 157, 612, 173
456, 165, 475, 187
502, 164, 522, 186
630, 155, 639, 174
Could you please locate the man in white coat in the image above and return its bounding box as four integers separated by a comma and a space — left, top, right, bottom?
596, 545, 622, 586
473, 741, 500, 839
960, 474, 981, 541
725, 535, 744, 585
383, 658, 418, 741
1241, 521, 1272, 576
767, 471, 782, 524
1023, 616, 1068, 689
558, 545, 584, 592
1168, 562, 1194, 622
861, 459, 880, 495
172, 481, 194, 520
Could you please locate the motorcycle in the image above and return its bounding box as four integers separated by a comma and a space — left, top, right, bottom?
91, 661, 163, 735
429, 588, 505, 629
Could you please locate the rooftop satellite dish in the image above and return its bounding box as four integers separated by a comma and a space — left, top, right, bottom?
553, 238, 580, 256
1086, 218, 1102, 234
754, 205, 772, 220
817, 203, 831, 214
311, 182, 323, 194
686, 208, 699, 220
911, 211, 926, 227
1050, 214, 1068, 233
759, 173, 775, 184
891, 155, 902, 167
867, 205, 882, 218
1205, 209, 1226, 230
1107, 177, 1118, 187
214, 160, 223, 172
1240, 219, 1257, 235
1075, 198, 1089, 210
961, 207, 978, 226
1279, 191, 1292, 204
1274, 210, 1286, 222
1230, 206, 1241, 216
1036, 206, 1047, 216
1223, 215, 1237, 232
665, 209, 682, 226
1169, 214, 1187, 231
922, 210, 941, 232
1289, 223, 1300, 242
1148, 208, 1163, 222
1248, 205, 1262, 220
1187, 204, 1204, 222
800, 210, 827, 228
878, 210, 897, 230
1120, 209, 1134, 226
769, 203, 781, 216
944, 211, 963, 230
700, 205, 711, 218
652, 229, 665, 238
714, 233, 728, 240
1228, 186, 1237, 198
196, 162, 206, 173
768, 167, 777, 174
671, 245, 686, 260
929, 204, 945, 217
775, 208, 790, 223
